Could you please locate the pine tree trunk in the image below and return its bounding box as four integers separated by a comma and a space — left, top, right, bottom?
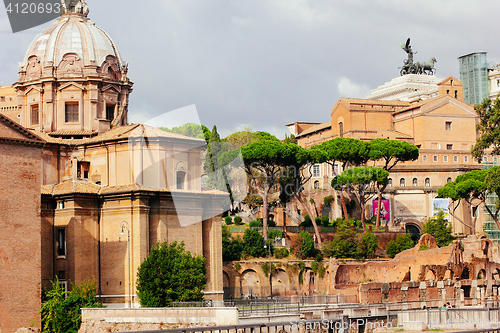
375, 191, 382, 230
296, 194, 322, 245
262, 192, 268, 240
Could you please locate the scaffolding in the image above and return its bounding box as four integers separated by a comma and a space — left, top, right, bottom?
458, 51, 489, 105
482, 162, 500, 243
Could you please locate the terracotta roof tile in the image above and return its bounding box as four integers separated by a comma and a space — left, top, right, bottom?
34, 124, 205, 146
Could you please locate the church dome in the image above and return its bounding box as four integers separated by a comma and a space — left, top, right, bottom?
22, 1, 122, 70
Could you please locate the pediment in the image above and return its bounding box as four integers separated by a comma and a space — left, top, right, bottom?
0, 114, 44, 144
101, 84, 121, 93
438, 76, 463, 87
420, 97, 476, 118
24, 85, 43, 95
58, 82, 85, 91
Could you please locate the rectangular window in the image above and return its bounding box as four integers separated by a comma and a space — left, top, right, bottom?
454, 156, 458, 162
446, 144, 453, 150
445, 122, 452, 130
483, 156, 488, 163
433, 155, 438, 162
31, 104, 39, 125
57, 270, 66, 280
332, 164, 339, 176
422, 155, 427, 162
312, 164, 320, 177
495, 157, 499, 164
0, 96, 5, 102
65, 102, 79, 122
57, 228, 66, 257
443, 155, 448, 162
464, 156, 469, 163
106, 105, 115, 121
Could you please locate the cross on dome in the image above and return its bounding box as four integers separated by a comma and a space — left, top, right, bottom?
61, 0, 89, 16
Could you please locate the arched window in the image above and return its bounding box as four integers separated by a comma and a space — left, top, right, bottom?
313, 180, 320, 189
447, 177, 452, 183
339, 122, 344, 137
454, 90, 458, 98
412, 178, 418, 187
388, 178, 392, 187
400, 178, 406, 187
425, 178, 430, 187
176, 171, 186, 190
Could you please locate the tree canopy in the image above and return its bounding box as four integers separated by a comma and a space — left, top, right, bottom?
136, 241, 206, 307
368, 138, 419, 171
438, 167, 500, 232
240, 139, 300, 238
471, 98, 500, 160
158, 123, 207, 139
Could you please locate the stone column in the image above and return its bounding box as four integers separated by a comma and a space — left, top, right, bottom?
471, 280, 478, 305
419, 282, 427, 308
460, 289, 465, 307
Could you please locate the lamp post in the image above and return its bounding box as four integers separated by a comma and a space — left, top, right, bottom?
264, 243, 272, 299
120, 221, 131, 308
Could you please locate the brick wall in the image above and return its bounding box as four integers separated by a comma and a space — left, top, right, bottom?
0, 139, 42, 332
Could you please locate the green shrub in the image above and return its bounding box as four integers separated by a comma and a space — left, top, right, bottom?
268, 229, 283, 240
136, 241, 206, 307
385, 234, 415, 258
243, 228, 267, 258
234, 216, 243, 225
358, 232, 378, 259
41, 278, 104, 333
291, 231, 315, 259
249, 219, 260, 228
324, 195, 334, 206
422, 211, 456, 247
322, 221, 378, 259
274, 247, 289, 259
222, 226, 244, 261
300, 214, 313, 227
225, 216, 233, 225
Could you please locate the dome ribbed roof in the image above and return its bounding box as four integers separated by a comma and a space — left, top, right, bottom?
23, 12, 122, 68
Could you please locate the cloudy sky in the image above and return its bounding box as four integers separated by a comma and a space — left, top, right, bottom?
1, 0, 499, 138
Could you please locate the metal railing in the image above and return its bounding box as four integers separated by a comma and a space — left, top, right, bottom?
395, 306, 500, 332
231, 295, 358, 317
125, 316, 394, 333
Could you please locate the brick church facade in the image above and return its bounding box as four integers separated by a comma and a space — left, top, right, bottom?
0, 1, 225, 328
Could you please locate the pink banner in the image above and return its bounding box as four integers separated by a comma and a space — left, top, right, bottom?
372, 199, 390, 222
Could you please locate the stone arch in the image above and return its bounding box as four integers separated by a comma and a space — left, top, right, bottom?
444, 269, 453, 280
405, 220, 422, 243
223, 271, 230, 287
492, 268, 500, 280
176, 162, 187, 190
272, 268, 289, 296
477, 269, 486, 280
100, 55, 120, 79
240, 269, 260, 297
223, 271, 230, 299
425, 269, 436, 281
